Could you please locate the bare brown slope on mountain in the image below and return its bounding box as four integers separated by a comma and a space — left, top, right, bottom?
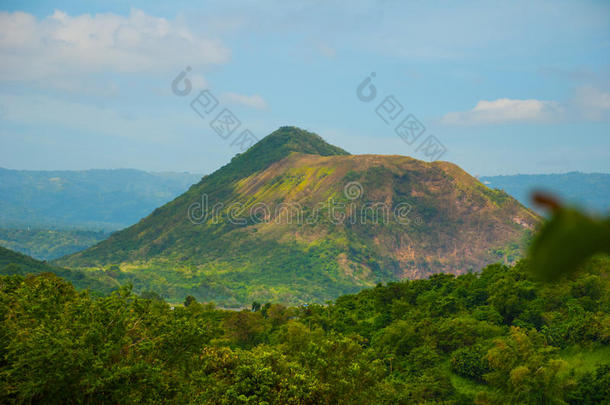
230, 152, 539, 278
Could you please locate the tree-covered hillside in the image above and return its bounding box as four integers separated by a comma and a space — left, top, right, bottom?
1, 258, 608, 404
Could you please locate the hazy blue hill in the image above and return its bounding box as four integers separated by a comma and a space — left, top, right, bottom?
0, 168, 202, 230
0, 228, 111, 261
480, 172, 610, 214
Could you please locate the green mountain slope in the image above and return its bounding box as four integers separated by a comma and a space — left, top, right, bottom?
56, 127, 540, 306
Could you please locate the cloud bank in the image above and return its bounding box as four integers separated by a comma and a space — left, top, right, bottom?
0, 9, 230, 82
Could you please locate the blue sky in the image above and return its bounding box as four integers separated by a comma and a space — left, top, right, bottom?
0, 0, 609, 176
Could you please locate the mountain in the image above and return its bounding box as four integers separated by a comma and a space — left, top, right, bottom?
0, 168, 202, 230
480, 172, 610, 214
56, 127, 540, 306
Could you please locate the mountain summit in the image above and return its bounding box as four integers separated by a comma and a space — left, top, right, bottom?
197, 126, 349, 186
243, 126, 350, 160
57, 127, 539, 306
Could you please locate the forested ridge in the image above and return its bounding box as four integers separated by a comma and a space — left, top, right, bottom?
1, 257, 608, 404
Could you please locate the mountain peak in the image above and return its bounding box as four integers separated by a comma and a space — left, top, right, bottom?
249, 126, 349, 158
203, 127, 349, 186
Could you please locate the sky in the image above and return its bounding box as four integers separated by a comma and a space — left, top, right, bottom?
0, 0, 609, 176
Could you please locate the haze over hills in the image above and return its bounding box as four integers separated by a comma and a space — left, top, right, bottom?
480, 173, 610, 214
0, 228, 111, 261
0, 168, 202, 230
57, 127, 539, 306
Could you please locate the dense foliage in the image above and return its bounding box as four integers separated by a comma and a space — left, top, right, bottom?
1, 258, 608, 404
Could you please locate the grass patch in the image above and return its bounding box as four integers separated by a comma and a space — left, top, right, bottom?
559, 345, 610, 375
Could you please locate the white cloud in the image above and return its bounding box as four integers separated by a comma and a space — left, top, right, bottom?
221, 92, 268, 110
441, 98, 562, 125
0, 9, 230, 82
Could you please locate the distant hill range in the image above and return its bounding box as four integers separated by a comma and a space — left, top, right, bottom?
480, 173, 610, 214
0, 228, 111, 261
0, 168, 202, 230
56, 127, 540, 306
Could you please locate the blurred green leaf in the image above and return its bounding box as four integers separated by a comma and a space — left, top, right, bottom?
528, 208, 610, 280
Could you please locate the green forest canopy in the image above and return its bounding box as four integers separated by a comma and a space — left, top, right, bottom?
1, 257, 608, 404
